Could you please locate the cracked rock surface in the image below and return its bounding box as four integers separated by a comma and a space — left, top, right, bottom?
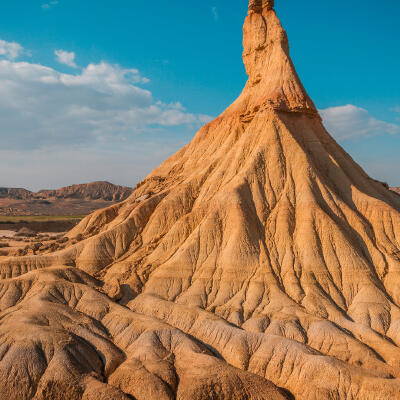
1, 1, 400, 399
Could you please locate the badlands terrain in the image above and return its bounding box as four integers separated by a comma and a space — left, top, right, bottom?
1, 1, 400, 399
0, 182, 133, 262
0, 181, 132, 216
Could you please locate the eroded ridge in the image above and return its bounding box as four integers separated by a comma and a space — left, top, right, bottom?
1, 1, 400, 399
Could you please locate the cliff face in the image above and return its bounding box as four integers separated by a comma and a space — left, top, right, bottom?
0, 2, 400, 399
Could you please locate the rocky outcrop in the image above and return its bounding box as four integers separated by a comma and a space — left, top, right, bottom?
249, 0, 275, 12
241, 0, 316, 114
37, 181, 132, 202
1, 181, 132, 202
0, 1, 399, 399
0, 181, 133, 216
0, 187, 33, 200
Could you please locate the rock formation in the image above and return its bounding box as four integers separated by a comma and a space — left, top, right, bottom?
0, 187, 34, 200
1, 1, 400, 399
37, 181, 132, 202
0, 181, 132, 202
392, 187, 400, 196
0, 181, 133, 216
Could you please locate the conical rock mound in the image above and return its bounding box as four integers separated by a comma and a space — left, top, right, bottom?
1, 2, 400, 399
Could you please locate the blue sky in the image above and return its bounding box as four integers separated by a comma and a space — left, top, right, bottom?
0, 0, 399, 190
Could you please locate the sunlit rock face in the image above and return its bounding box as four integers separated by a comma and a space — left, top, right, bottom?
1, 1, 400, 399
249, 0, 275, 12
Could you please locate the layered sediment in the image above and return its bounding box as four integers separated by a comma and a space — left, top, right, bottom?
0, 1, 399, 399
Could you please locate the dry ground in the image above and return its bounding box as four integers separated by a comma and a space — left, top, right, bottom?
0, 216, 85, 260
0, 198, 117, 216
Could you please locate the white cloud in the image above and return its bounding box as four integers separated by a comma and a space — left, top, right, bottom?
0, 39, 23, 60
320, 104, 400, 140
0, 39, 214, 189
42, 1, 58, 9
0, 141, 184, 192
55, 49, 77, 68
0, 42, 208, 152
211, 6, 218, 21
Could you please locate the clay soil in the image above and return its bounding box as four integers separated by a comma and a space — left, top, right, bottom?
0, 198, 118, 217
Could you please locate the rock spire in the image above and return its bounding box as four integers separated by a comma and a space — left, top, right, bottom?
249, 0, 275, 12
0, 2, 400, 400
237, 0, 318, 116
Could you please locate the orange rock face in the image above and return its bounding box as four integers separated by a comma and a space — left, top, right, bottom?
1, 1, 400, 399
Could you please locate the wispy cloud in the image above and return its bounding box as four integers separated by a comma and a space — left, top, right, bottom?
0, 39, 209, 152
0, 37, 212, 190
0, 39, 212, 189
42, 0, 59, 9
55, 49, 77, 68
391, 106, 400, 116
320, 104, 400, 140
0, 39, 23, 60
211, 6, 218, 21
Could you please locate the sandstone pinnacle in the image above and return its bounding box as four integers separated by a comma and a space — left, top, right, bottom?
249, 0, 275, 12
0, 2, 399, 400
241, 0, 317, 115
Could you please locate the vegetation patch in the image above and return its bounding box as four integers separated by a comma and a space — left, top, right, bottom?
0, 215, 85, 223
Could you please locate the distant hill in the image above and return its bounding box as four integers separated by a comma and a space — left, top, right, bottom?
0, 187, 34, 200
391, 187, 400, 195
0, 181, 132, 202
37, 181, 132, 202
0, 181, 133, 216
